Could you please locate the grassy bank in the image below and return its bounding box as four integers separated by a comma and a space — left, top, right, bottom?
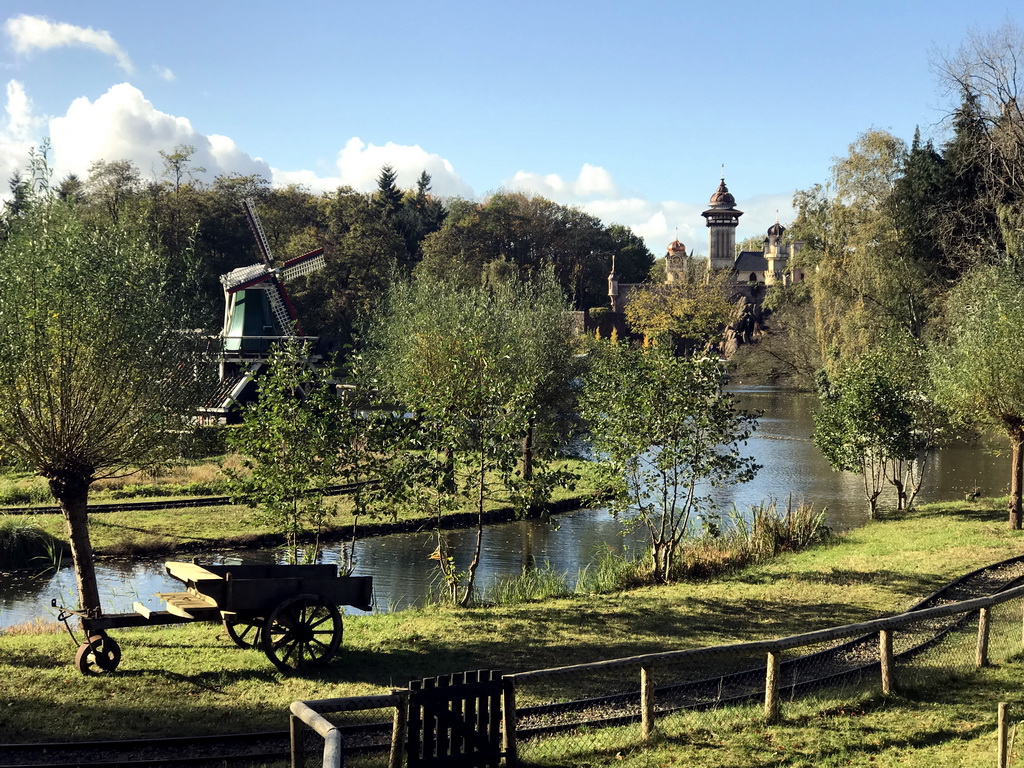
0, 458, 607, 556
2, 497, 1023, 767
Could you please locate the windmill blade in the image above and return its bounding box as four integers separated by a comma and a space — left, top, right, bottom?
242, 198, 274, 266
267, 276, 304, 337
281, 248, 326, 281
221, 262, 273, 293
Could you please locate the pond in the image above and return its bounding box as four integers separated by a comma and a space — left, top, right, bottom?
0, 388, 1008, 628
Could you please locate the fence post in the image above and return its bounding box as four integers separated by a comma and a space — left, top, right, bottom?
998, 702, 1009, 768
977, 607, 991, 668
389, 690, 409, 768
879, 629, 895, 695
502, 676, 518, 767
641, 665, 656, 741
764, 651, 781, 724
290, 714, 305, 768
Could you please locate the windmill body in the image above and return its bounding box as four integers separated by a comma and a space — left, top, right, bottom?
200, 199, 326, 421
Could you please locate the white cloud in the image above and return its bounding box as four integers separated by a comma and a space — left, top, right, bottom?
5, 14, 133, 73
153, 65, 175, 82
509, 163, 618, 199
325, 137, 474, 198
504, 165, 796, 256
8, 82, 470, 203
47, 83, 270, 181
0, 80, 41, 188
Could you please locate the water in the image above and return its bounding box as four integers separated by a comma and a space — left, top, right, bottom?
0, 388, 1009, 628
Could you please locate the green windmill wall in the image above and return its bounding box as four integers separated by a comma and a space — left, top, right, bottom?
225, 289, 277, 353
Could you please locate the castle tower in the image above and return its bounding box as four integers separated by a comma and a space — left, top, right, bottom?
764, 216, 785, 286
701, 175, 743, 270
665, 237, 688, 284
608, 255, 620, 313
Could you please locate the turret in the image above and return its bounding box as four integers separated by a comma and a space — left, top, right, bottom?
701, 175, 743, 270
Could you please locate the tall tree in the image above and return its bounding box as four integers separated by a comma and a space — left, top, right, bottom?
365, 275, 576, 605
0, 182, 209, 615
931, 263, 1024, 529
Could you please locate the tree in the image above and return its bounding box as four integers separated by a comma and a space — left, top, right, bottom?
365, 275, 575, 605
931, 263, 1024, 528
226, 342, 360, 565
623, 262, 733, 353
85, 159, 142, 225
581, 343, 758, 583
0, 180, 208, 616
813, 354, 937, 517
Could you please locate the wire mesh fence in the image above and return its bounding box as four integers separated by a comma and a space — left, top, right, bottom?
291, 582, 1024, 767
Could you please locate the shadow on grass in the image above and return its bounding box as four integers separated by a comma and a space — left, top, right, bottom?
739, 567, 949, 602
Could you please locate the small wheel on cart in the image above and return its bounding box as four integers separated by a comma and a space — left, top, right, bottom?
261, 593, 343, 673
223, 613, 263, 649
75, 633, 121, 676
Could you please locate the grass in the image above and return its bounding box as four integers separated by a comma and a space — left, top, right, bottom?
0, 457, 604, 556
2, 497, 1023, 765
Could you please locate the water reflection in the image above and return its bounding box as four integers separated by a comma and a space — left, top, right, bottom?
0, 388, 1009, 628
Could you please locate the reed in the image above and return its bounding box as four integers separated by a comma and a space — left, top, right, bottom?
0, 517, 67, 570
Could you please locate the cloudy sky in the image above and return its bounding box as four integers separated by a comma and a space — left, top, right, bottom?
0, 2, 1019, 254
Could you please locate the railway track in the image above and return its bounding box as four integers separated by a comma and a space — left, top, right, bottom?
5, 555, 1023, 766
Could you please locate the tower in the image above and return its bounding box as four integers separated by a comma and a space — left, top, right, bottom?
764, 216, 785, 286
665, 238, 688, 284
702, 175, 743, 270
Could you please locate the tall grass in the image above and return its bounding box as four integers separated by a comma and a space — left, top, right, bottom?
481, 501, 830, 606
0, 517, 66, 570
672, 498, 831, 580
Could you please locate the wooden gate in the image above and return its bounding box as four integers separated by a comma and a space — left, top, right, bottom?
407, 669, 505, 768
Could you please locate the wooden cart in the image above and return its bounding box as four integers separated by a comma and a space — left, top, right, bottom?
55, 561, 373, 675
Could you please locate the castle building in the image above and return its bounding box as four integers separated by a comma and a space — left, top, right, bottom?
702, 176, 804, 287
607, 175, 804, 313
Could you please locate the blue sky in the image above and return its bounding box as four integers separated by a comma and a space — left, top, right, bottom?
0, 2, 1019, 253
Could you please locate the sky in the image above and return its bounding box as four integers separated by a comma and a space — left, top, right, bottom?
0, 2, 1020, 255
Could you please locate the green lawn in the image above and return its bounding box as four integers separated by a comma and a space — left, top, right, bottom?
2, 497, 1024, 768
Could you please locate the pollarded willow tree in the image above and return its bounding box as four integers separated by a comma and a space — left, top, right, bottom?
931, 263, 1024, 529
0, 178, 209, 616
581, 343, 759, 583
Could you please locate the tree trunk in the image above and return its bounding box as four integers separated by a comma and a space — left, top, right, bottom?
520, 418, 535, 481
441, 447, 456, 494
1008, 426, 1024, 530
48, 471, 102, 616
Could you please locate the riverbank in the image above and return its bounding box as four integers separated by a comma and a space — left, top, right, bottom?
3, 498, 1023, 766
1, 459, 608, 559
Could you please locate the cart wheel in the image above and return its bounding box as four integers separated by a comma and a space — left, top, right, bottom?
261, 593, 343, 673
75, 633, 121, 676
223, 614, 263, 649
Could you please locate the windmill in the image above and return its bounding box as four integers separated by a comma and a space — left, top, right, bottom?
200, 199, 327, 420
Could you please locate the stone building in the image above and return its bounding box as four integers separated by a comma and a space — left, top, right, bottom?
607, 175, 804, 311
702, 176, 804, 287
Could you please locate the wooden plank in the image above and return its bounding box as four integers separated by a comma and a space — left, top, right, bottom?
133, 601, 153, 620
165, 561, 223, 583
156, 591, 220, 620
408, 679, 422, 765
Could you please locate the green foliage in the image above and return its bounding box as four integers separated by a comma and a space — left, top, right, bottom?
931, 263, 1024, 527
0, 517, 66, 570
814, 353, 944, 517
225, 341, 358, 564
622, 263, 733, 353
364, 274, 579, 605
581, 342, 759, 583
0, 165, 208, 611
